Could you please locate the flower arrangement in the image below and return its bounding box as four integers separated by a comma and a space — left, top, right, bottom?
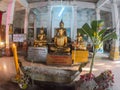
77, 73, 97, 90
18, 75, 29, 90
95, 70, 114, 89
76, 70, 114, 90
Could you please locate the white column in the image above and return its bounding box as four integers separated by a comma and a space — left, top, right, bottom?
5, 0, 16, 56
24, 8, 30, 35
33, 15, 37, 39
47, 6, 52, 42
96, 8, 100, 20
110, 0, 119, 60
73, 6, 77, 41
71, 6, 77, 41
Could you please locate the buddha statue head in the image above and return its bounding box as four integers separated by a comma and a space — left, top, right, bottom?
77, 33, 83, 42
59, 20, 64, 28
77, 32, 81, 36
40, 27, 44, 34
58, 29, 65, 37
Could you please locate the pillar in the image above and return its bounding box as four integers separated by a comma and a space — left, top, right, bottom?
109, 0, 119, 60
47, 6, 52, 42
33, 15, 37, 39
73, 6, 77, 40
24, 8, 30, 35
5, 0, 16, 56
96, 8, 100, 20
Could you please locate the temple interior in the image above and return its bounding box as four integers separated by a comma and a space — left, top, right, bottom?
0, 0, 120, 90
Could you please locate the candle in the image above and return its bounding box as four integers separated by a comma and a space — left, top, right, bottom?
12, 43, 20, 80
0, 42, 4, 48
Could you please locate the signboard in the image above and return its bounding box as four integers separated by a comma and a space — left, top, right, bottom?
34, 47, 48, 62
27, 47, 48, 62
13, 34, 26, 42
47, 54, 72, 66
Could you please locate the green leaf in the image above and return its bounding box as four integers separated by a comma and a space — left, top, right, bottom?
91, 20, 98, 32
98, 20, 104, 27
77, 28, 86, 35
98, 29, 106, 37
102, 31, 117, 42
91, 20, 104, 32
81, 23, 94, 41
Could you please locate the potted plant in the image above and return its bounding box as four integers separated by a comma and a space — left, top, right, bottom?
76, 20, 117, 90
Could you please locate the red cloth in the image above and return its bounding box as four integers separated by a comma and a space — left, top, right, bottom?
0, 11, 2, 25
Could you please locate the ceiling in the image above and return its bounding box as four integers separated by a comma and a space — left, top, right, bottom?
27, 0, 98, 3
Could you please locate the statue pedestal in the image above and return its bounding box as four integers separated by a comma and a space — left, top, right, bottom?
72, 50, 88, 64
47, 54, 72, 66
27, 47, 48, 62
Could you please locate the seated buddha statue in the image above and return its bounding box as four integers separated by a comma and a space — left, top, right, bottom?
50, 20, 70, 54
34, 27, 47, 47
72, 33, 86, 50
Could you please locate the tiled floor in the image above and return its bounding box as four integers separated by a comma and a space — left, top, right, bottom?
0, 57, 20, 90
82, 53, 120, 90
0, 53, 120, 90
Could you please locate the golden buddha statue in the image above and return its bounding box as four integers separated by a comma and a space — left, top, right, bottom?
34, 27, 47, 47
9, 24, 13, 34
50, 20, 70, 54
72, 33, 86, 50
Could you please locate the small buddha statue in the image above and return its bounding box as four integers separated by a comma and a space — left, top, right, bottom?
34, 27, 47, 47
73, 33, 86, 50
50, 20, 70, 54
9, 24, 13, 34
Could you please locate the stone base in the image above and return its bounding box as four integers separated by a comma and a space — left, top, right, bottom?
21, 65, 79, 84
72, 50, 88, 64
47, 54, 72, 66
